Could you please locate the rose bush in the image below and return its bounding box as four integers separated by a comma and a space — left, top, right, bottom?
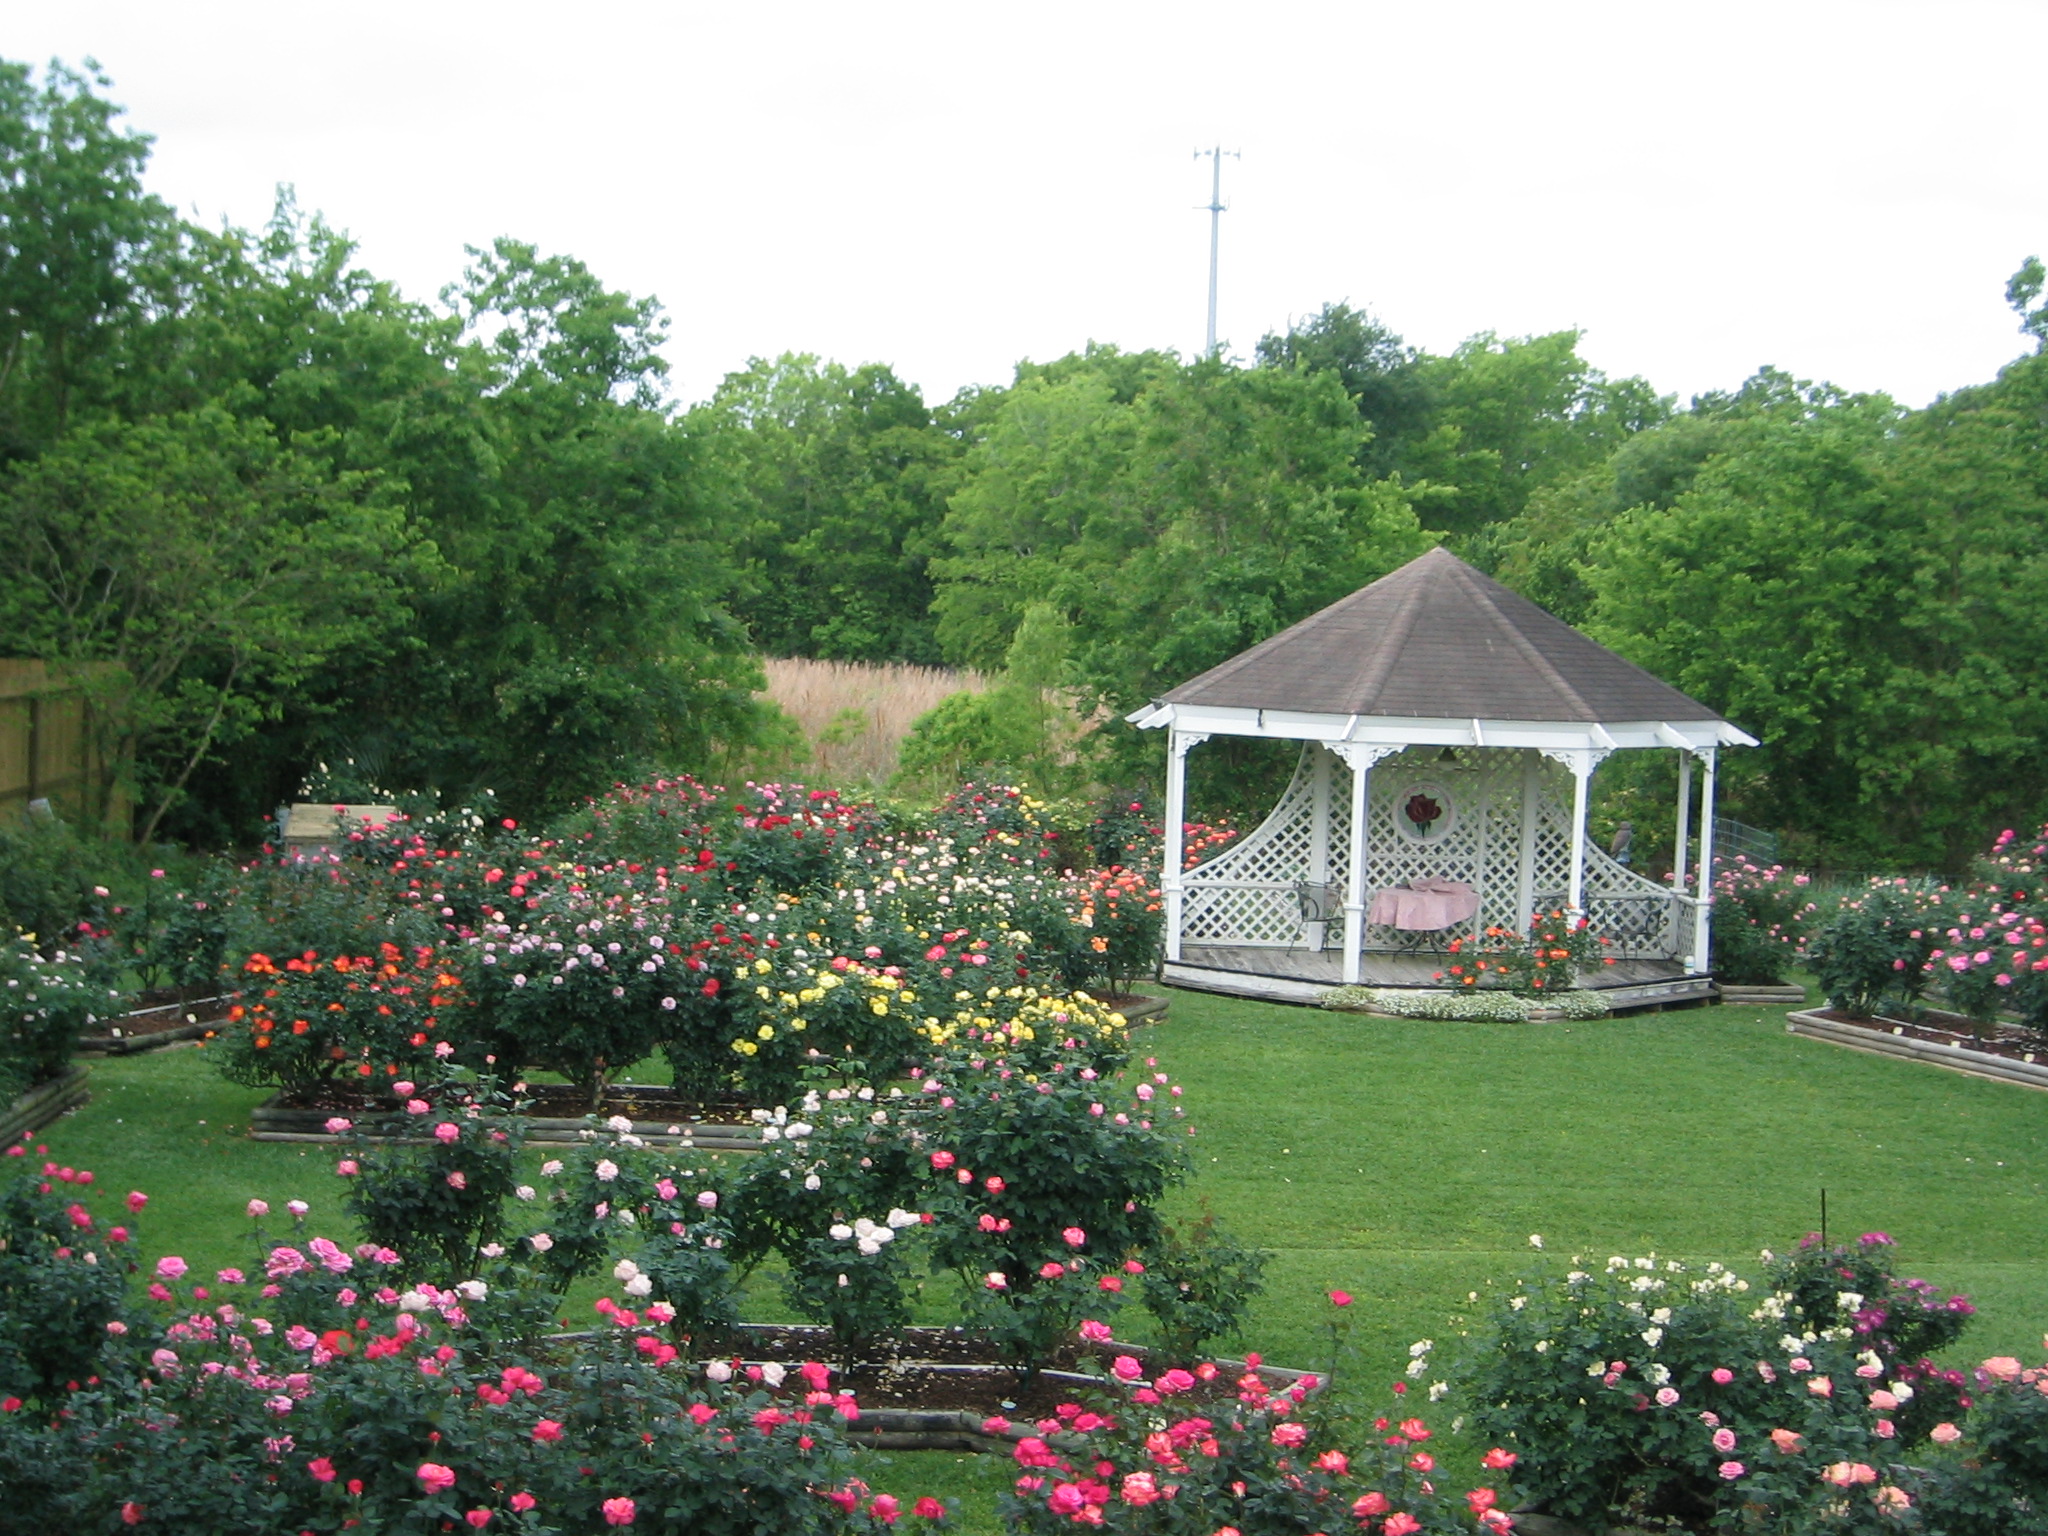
1450, 1234, 2029, 1533
0, 1157, 939, 1536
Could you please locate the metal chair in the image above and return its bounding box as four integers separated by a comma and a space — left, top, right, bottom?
1292, 881, 1342, 951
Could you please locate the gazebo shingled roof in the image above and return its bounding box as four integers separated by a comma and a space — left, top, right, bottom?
1160, 546, 1719, 724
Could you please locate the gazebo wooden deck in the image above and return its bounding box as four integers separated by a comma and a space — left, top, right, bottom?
1126, 548, 1757, 1011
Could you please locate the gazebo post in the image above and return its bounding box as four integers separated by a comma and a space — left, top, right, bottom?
1342, 754, 1370, 984
1674, 751, 1694, 965
1691, 747, 1719, 971
1566, 753, 1594, 917
1307, 746, 1333, 949
1674, 751, 1693, 893
1162, 730, 1205, 962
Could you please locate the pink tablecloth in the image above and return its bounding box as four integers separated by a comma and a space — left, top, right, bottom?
1366, 878, 1479, 931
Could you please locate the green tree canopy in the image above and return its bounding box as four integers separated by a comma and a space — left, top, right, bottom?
691, 353, 956, 663
0, 403, 425, 839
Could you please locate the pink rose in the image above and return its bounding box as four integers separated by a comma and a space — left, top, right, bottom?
417, 1463, 457, 1493
602, 1496, 636, 1526
155, 1256, 187, 1280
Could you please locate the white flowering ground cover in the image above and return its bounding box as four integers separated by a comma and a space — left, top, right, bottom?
29, 988, 2048, 1533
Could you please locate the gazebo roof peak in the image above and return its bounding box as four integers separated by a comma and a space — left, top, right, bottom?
1154, 546, 1730, 727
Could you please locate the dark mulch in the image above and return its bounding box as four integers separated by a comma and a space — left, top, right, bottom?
715, 1326, 1285, 1419
268, 1081, 754, 1122
1814, 1007, 2046, 1066
81, 989, 231, 1047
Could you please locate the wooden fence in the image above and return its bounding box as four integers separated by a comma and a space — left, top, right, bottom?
0, 659, 123, 831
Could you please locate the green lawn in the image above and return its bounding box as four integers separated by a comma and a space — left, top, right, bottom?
28, 992, 2048, 1533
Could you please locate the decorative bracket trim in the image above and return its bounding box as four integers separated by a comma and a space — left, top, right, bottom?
1538, 746, 1612, 775
1328, 742, 1405, 773
1170, 731, 1210, 760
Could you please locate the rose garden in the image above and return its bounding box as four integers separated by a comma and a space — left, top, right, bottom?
2, 774, 2046, 1536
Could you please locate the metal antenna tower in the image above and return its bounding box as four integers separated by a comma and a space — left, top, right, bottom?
1195, 146, 1239, 356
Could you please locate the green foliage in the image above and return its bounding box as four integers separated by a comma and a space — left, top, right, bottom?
0, 934, 123, 1096
1710, 857, 1819, 986
931, 351, 1429, 778
1805, 880, 1946, 1017
0, 403, 427, 839
1508, 349, 2048, 873
0, 1158, 136, 1408
1137, 1206, 1270, 1358
0, 812, 110, 956
1400, 329, 1672, 541
2010, 256, 2047, 351
1452, 1240, 1979, 1531
0, 59, 172, 448
335, 1069, 527, 1282
693, 353, 956, 664
213, 940, 462, 1098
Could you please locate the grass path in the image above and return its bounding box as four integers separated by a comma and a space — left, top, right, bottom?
27, 993, 2048, 1532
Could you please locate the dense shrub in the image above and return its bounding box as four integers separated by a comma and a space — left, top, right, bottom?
0, 936, 122, 1096
1433, 910, 1613, 996
334, 1068, 528, 1282
214, 942, 465, 1098
0, 1151, 137, 1407
1805, 879, 1947, 1017
1709, 856, 1817, 985
1451, 1234, 2010, 1532
0, 814, 114, 957
999, 1325, 1512, 1534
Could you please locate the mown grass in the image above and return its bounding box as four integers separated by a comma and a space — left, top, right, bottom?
29, 992, 2048, 1533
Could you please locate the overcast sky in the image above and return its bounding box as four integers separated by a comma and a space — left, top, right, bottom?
13, 0, 2045, 411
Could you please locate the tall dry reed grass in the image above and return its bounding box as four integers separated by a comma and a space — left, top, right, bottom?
757, 657, 988, 788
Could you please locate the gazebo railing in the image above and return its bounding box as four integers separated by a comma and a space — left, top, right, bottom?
1177, 744, 1703, 966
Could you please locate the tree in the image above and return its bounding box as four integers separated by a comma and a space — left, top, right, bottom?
1255, 301, 1432, 478
692, 354, 956, 663
1490, 368, 1875, 626
933, 350, 1427, 798
2009, 256, 2047, 351
1402, 330, 1670, 541
1579, 392, 1920, 866
320, 239, 761, 818
0, 404, 426, 840
0, 58, 174, 452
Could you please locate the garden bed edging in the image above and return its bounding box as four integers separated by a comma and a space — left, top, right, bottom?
1786, 1009, 2048, 1092
248, 1095, 766, 1150
0, 1064, 91, 1144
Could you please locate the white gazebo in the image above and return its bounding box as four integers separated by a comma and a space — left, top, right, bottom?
1126, 548, 1758, 1009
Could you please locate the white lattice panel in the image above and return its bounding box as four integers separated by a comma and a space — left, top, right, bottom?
1179, 743, 1689, 960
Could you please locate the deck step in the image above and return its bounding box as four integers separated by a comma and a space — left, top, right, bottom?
1161, 964, 1715, 1014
